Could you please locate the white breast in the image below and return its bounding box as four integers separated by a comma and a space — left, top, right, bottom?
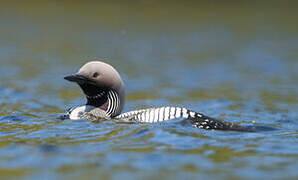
68, 105, 94, 120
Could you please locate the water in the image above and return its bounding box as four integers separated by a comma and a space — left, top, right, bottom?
0, 1, 297, 179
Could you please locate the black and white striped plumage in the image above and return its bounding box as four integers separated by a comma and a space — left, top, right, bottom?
115, 107, 251, 131
64, 61, 253, 132
116, 107, 191, 122
106, 90, 121, 117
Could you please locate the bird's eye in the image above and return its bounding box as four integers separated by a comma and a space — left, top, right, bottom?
93, 72, 99, 78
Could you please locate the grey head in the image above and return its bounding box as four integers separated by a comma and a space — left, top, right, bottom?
64, 61, 125, 117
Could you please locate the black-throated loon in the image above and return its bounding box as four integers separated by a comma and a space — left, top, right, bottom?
63, 61, 252, 132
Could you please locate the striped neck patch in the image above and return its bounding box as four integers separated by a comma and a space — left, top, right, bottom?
106, 90, 120, 117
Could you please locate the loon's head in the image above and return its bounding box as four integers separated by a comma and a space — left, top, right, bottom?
64, 61, 125, 117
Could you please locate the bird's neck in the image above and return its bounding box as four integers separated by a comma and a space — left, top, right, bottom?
85, 89, 122, 117
86, 89, 108, 109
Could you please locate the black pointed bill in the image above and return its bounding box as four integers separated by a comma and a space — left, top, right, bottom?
64, 74, 90, 84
